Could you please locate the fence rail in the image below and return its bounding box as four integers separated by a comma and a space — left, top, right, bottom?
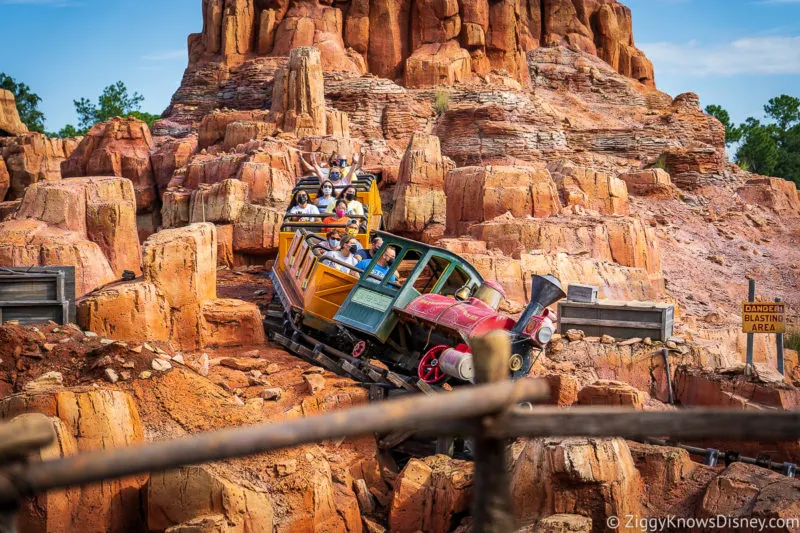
2, 330, 800, 532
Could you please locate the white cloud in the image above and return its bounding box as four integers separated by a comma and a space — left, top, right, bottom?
639, 35, 800, 76
141, 50, 186, 61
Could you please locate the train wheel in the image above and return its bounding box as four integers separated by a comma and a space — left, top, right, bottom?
418, 345, 448, 384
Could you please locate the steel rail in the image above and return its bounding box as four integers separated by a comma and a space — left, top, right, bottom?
0, 378, 548, 506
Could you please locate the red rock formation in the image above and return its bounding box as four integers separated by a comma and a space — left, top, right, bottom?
444, 165, 561, 236
147, 465, 274, 532
0, 134, 79, 200
389, 455, 473, 533
270, 46, 327, 137
0, 158, 9, 202
577, 380, 645, 408
738, 176, 800, 216
0, 219, 116, 296
180, 0, 653, 97
0, 89, 28, 136
619, 168, 673, 197
699, 462, 800, 524
78, 223, 263, 348
14, 177, 142, 277
61, 117, 158, 212
188, 179, 249, 224
548, 160, 630, 215
150, 135, 198, 193
1, 389, 147, 533
512, 437, 643, 527
387, 133, 452, 239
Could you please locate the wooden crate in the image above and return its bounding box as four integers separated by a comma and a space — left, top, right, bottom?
0, 267, 75, 325
557, 300, 674, 341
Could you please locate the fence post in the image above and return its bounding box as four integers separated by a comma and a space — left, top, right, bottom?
777, 297, 785, 376
470, 331, 516, 533
746, 279, 756, 373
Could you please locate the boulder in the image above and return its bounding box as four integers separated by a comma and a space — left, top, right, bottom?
2, 133, 79, 200
61, 117, 158, 212
198, 110, 273, 149
0, 88, 28, 135
223, 120, 277, 150
511, 437, 642, 527
216, 224, 234, 268
618, 169, 673, 197
389, 454, 474, 533
699, 462, 800, 524
0, 199, 19, 221
534, 514, 592, 533
161, 189, 193, 229
238, 162, 294, 206
0, 219, 116, 296
143, 223, 217, 348
404, 42, 472, 88
232, 204, 283, 255
14, 177, 142, 277
270, 46, 327, 137
547, 161, 630, 216
147, 465, 274, 533
387, 133, 452, 236
577, 380, 645, 409
188, 179, 249, 224
201, 299, 266, 347
77, 281, 172, 343
543, 374, 579, 406
738, 176, 800, 216
0, 389, 146, 533
444, 166, 561, 236
150, 135, 198, 193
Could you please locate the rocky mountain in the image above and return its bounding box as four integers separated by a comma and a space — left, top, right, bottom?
1, 0, 800, 531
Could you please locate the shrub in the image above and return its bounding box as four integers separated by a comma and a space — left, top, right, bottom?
434, 89, 450, 116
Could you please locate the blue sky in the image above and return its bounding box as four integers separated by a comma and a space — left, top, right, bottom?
0, 0, 798, 132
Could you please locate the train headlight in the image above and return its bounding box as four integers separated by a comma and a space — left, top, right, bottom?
536, 326, 554, 345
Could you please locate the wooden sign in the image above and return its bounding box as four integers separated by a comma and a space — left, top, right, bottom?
742, 302, 786, 334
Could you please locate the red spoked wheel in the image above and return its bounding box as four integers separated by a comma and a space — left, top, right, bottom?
352, 340, 366, 358
418, 345, 448, 384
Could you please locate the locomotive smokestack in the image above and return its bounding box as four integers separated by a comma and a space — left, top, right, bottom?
512, 274, 566, 334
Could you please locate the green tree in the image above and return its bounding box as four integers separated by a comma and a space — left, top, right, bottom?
54, 124, 80, 138
127, 110, 161, 130
0, 73, 46, 133
736, 118, 779, 176
764, 95, 800, 131
705, 104, 742, 145
73, 81, 158, 134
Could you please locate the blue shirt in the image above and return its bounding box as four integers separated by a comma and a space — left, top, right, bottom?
355, 259, 397, 284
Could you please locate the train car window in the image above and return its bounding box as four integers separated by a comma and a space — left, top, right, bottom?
412, 256, 451, 294
439, 266, 471, 296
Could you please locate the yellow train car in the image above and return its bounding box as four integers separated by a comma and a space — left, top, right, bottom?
275, 174, 382, 266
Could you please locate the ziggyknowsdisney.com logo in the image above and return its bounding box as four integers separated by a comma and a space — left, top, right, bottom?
606, 514, 800, 531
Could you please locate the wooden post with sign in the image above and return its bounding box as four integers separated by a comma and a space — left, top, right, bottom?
746, 280, 755, 369
741, 280, 787, 374
777, 297, 785, 376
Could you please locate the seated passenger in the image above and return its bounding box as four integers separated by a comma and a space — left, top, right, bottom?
322, 235, 359, 275
356, 247, 397, 284
287, 190, 319, 221
319, 229, 342, 252
322, 200, 350, 231
315, 180, 336, 211
305, 151, 363, 189
344, 219, 361, 238
356, 235, 383, 261
333, 186, 365, 216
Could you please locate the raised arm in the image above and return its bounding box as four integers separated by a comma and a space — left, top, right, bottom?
344, 150, 364, 182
